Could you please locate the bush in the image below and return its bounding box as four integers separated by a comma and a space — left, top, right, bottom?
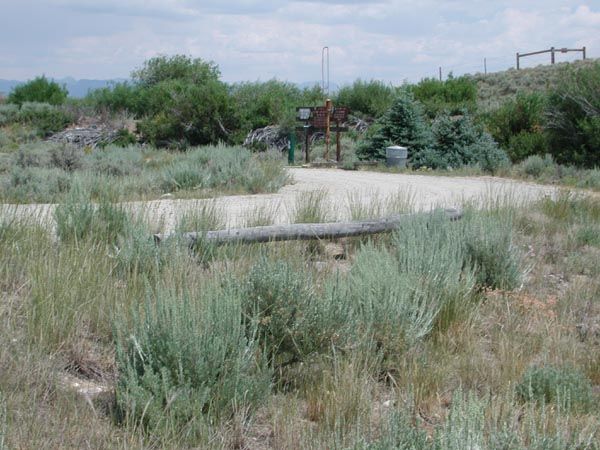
0, 104, 19, 126
8, 76, 68, 106
418, 111, 509, 173
86, 146, 142, 177
243, 258, 326, 370
160, 145, 287, 194
230, 80, 322, 142
49, 144, 84, 172
17, 102, 73, 137
517, 154, 556, 178
546, 61, 600, 167
334, 79, 396, 118
411, 74, 477, 118
114, 284, 271, 433
356, 89, 433, 161
2, 166, 71, 202
516, 365, 593, 411
484, 93, 548, 162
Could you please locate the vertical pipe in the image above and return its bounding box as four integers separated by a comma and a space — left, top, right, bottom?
438, 67, 442, 81
516, 53, 520, 70
288, 133, 296, 165
321, 47, 330, 98
551, 47, 555, 64
484, 57, 487, 75
304, 125, 310, 164
583, 46, 586, 60
336, 120, 341, 163
324, 98, 332, 160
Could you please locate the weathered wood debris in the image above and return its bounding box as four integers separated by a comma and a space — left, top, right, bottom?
48, 126, 121, 149
243, 116, 370, 152
154, 208, 462, 246
243, 125, 289, 151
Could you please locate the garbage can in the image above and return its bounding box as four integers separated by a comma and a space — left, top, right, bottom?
386, 145, 408, 168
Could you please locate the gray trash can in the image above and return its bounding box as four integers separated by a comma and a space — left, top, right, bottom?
386, 145, 408, 168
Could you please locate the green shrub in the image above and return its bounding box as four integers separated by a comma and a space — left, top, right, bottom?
507, 130, 548, 162
15, 143, 51, 168
8, 76, 68, 106
84, 82, 141, 113
17, 102, 73, 137
337, 213, 479, 362
3, 167, 71, 202
418, 111, 509, 173
484, 92, 547, 162
86, 146, 142, 177
334, 79, 396, 118
518, 154, 555, 178
516, 365, 593, 411
230, 80, 321, 142
546, 61, 600, 167
411, 74, 477, 118
49, 144, 84, 172
114, 284, 271, 433
0, 104, 19, 126
356, 89, 433, 161
243, 258, 325, 369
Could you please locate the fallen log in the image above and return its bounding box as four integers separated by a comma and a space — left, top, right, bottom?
153, 208, 462, 246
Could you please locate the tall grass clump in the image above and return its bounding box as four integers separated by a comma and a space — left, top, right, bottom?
292, 189, 330, 223
55, 198, 130, 245
516, 365, 594, 412
462, 212, 521, 290
114, 283, 271, 438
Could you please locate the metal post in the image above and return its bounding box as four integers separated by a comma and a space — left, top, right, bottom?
304, 125, 310, 164
288, 133, 296, 165
335, 120, 341, 162
583, 46, 586, 60
551, 47, 555, 64
324, 98, 332, 161
484, 58, 487, 75
516, 52, 520, 70
438, 67, 442, 81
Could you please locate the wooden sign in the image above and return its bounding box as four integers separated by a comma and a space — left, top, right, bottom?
311, 106, 329, 128
332, 107, 350, 122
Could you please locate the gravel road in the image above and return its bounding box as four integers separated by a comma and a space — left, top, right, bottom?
1, 168, 556, 233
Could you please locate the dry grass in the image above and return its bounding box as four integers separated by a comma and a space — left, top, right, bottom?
1, 188, 599, 449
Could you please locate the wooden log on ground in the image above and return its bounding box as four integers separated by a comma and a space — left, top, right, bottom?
153, 208, 462, 246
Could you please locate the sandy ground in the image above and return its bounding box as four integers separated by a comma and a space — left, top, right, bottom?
1, 168, 556, 233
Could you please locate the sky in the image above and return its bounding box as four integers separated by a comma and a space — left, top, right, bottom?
1, 0, 599, 85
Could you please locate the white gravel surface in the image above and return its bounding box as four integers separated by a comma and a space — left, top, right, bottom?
1, 168, 556, 233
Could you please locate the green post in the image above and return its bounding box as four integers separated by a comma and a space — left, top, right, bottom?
288, 133, 296, 165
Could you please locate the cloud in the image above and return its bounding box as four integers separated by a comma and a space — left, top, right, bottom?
0, 0, 598, 81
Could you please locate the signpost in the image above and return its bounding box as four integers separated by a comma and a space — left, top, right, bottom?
296, 102, 350, 164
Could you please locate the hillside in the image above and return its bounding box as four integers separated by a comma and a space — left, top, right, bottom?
467, 57, 599, 111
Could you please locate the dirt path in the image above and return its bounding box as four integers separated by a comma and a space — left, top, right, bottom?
1, 168, 556, 233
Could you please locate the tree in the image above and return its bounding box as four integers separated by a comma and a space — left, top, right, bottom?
8, 76, 68, 106
129, 55, 233, 148
334, 79, 396, 118
356, 89, 433, 161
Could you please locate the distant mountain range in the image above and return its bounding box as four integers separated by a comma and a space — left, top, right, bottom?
0, 77, 127, 98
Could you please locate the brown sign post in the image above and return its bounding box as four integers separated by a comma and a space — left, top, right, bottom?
296, 103, 350, 164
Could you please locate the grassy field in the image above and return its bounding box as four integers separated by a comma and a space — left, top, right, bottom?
1, 183, 599, 448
